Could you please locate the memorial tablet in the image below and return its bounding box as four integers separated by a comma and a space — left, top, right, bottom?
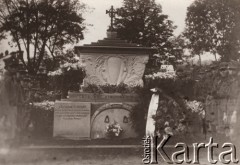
53, 101, 91, 139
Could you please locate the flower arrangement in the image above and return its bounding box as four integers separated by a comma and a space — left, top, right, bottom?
186, 100, 205, 116
48, 69, 63, 76
61, 61, 85, 71
48, 61, 85, 77
31, 101, 55, 111
105, 121, 123, 138
175, 122, 187, 133
145, 71, 177, 80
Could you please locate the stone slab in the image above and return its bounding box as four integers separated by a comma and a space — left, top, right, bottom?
68, 92, 139, 102
53, 101, 91, 140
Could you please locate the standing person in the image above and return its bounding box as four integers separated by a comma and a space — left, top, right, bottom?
201, 110, 207, 139
209, 112, 217, 137
0, 114, 11, 154
0, 71, 12, 155
0, 71, 18, 141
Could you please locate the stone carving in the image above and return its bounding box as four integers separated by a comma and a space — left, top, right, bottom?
80, 53, 149, 86
95, 55, 128, 85
124, 56, 149, 86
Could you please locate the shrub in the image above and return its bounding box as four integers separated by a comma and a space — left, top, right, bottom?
29, 101, 54, 137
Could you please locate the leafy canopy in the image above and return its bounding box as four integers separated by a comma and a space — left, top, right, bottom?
114, 0, 176, 55
0, 0, 86, 74
184, 0, 240, 61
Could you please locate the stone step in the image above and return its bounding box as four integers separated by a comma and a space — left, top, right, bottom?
86, 42, 139, 47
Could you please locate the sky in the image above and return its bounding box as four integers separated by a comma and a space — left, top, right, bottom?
0, 0, 193, 51
81, 0, 193, 45
79, 0, 217, 63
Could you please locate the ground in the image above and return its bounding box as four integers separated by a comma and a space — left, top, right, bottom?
0, 146, 238, 165
1, 148, 142, 165
0, 135, 239, 165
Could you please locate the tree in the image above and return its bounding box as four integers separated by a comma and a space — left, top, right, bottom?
184, 0, 240, 62
0, 0, 86, 74
114, 0, 176, 58
167, 35, 186, 67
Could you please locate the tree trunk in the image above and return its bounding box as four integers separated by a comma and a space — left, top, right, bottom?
214, 53, 217, 61
198, 54, 202, 66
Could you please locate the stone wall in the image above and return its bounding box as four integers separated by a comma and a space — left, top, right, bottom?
201, 62, 240, 141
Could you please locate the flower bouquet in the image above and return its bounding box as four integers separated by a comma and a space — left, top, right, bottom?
185, 100, 204, 116
105, 121, 123, 138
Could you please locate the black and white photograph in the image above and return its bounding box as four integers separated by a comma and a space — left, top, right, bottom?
0, 0, 240, 164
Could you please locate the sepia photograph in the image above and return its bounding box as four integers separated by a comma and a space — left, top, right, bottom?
0, 0, 239, 164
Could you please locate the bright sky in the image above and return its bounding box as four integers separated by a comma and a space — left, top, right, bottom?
0, 0, 193, 50
80, 0, 193, 45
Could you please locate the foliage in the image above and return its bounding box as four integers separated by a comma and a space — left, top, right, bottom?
45, 49, 83, 73
115, 0, 175, 52
166, 35, 186, 67
83, 83, 141, 94
153, 95, 187, 136
115, 0, 178, 71
184, 0, 240, 61
26, 87, 62, 102
145, 70, 195, 98
30, 103, 53, 137
130, 83, 203, 137
130, 69, 198, 136
2, 49, 85, 137
1, 50, 86, 138
152, 35, 187, 70
46, 49, 85, 97
0, 0, 86, 74
192, 61, 240, 100
49, 69, 84, 98
3, 49, 85, 99
129, 86, 152, 136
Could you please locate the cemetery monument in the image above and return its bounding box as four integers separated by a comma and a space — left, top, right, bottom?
53, 6, 155, 140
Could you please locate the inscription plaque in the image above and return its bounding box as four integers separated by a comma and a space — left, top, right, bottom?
53, 101, 91, 139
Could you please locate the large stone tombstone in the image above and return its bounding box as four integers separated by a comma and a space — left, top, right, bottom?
53, 30, 155, 140
54, 101, 91, 139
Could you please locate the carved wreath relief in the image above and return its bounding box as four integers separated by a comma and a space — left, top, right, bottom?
80, 54, 149, 87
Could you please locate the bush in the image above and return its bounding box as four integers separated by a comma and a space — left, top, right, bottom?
130, 71, 202, 137
83, 83, 141, 94
29, 101, 54, 137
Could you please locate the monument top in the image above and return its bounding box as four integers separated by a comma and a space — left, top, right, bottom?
75, 38, 156, 54
106, 5, 118, 32
75, 6, 156, 55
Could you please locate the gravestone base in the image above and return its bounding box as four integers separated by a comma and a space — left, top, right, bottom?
54, 92, 138, 140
